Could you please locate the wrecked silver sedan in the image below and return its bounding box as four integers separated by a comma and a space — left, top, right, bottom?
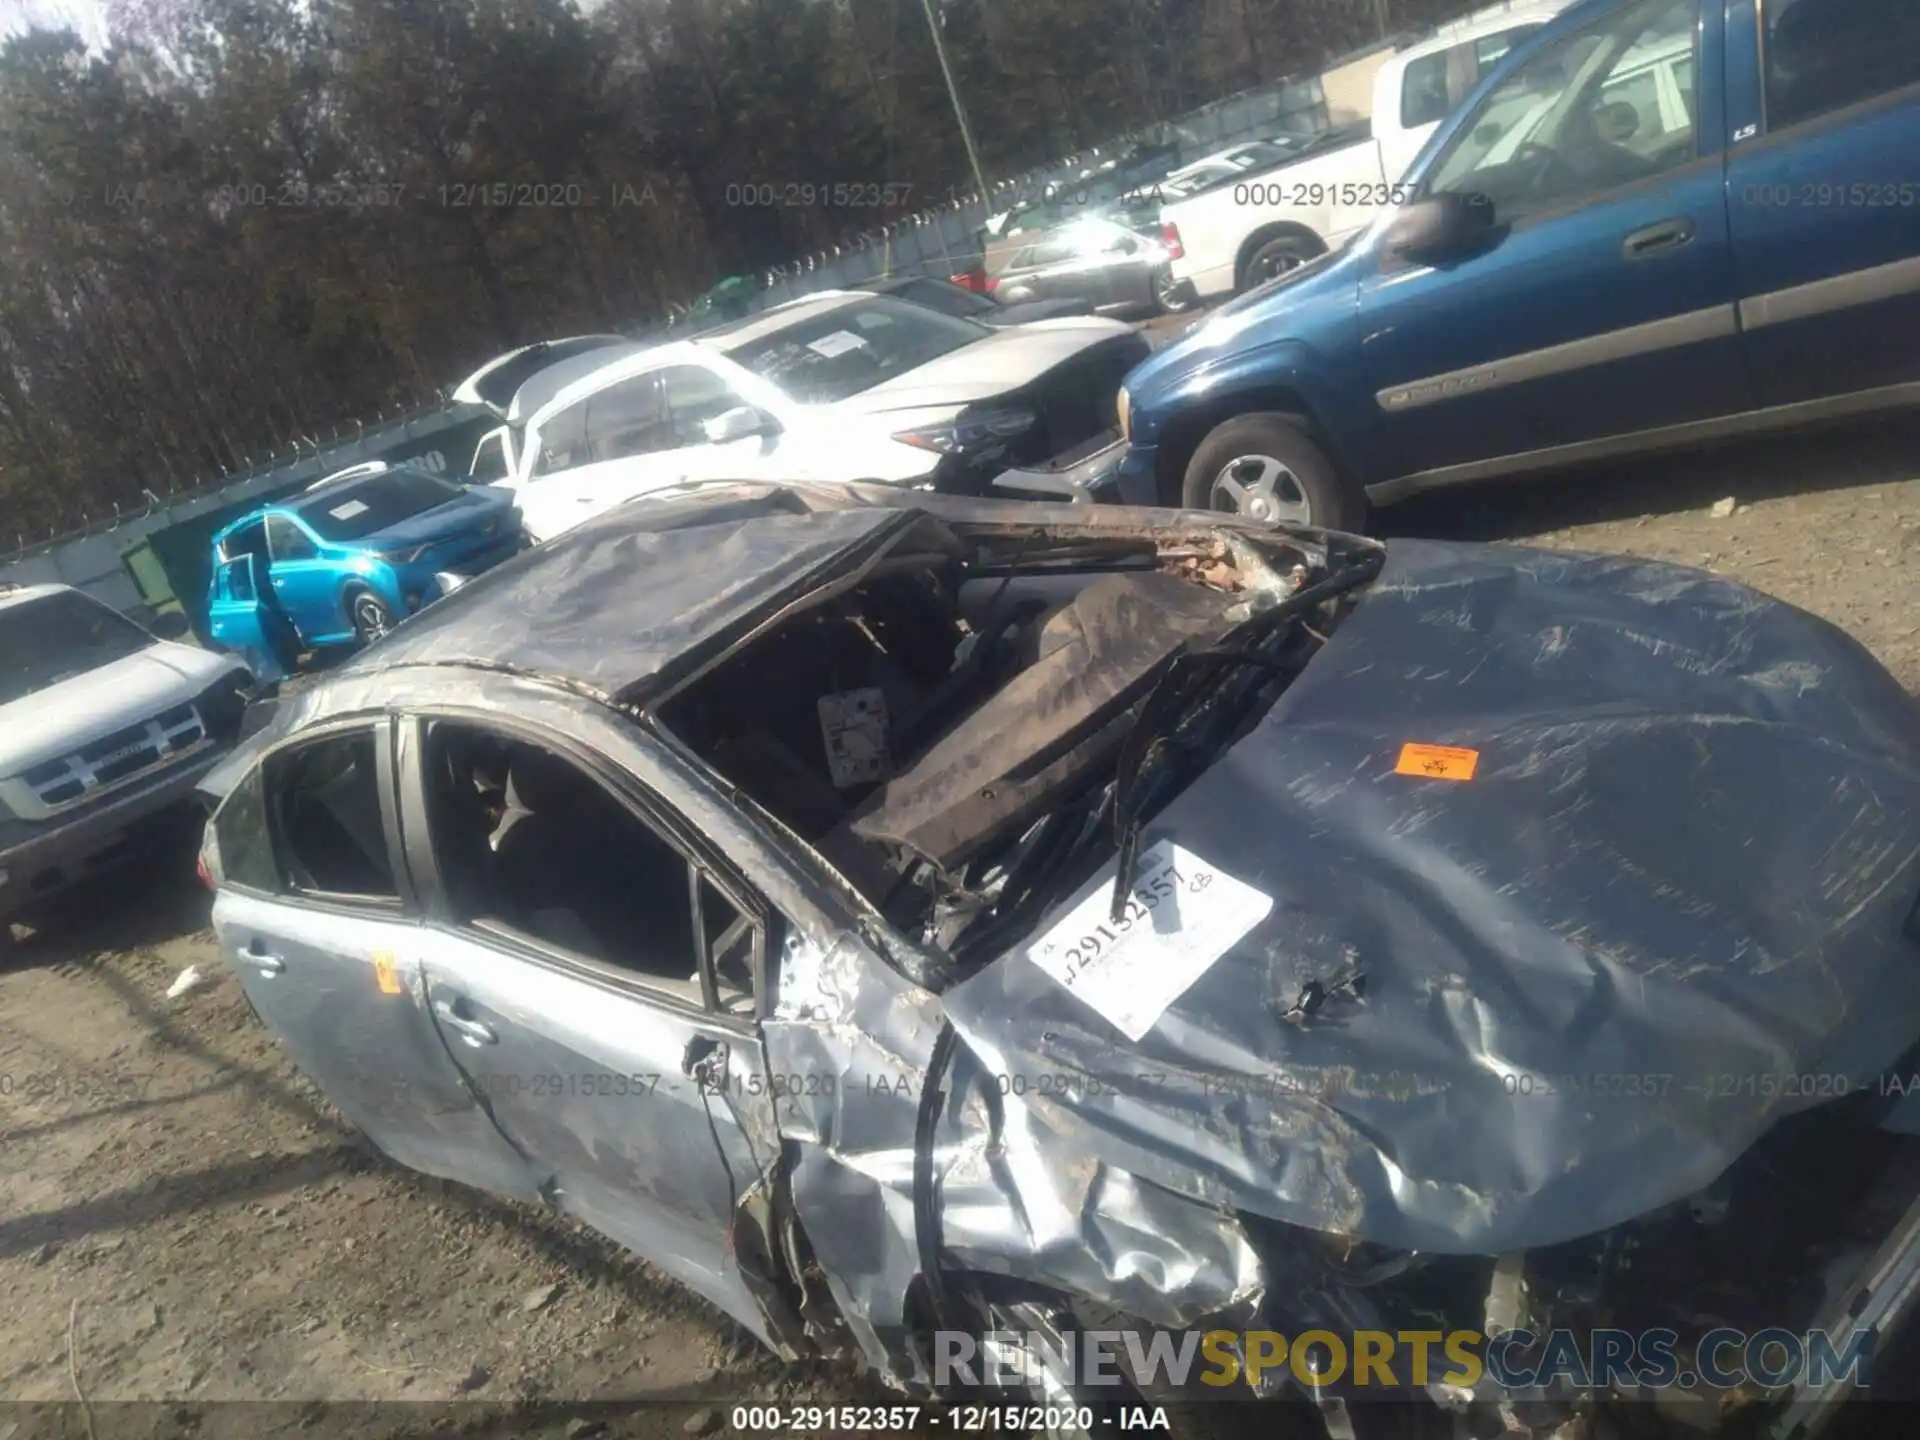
197, 482, 1920, 1438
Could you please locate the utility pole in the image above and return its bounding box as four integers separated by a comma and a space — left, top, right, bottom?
919, 0, 993, 204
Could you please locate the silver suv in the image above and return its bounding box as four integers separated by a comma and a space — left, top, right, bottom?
0, 583, 254, 956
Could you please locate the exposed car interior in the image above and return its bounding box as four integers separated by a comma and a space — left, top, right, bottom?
657, 520, 1378, 969
419, 721, 754, 1010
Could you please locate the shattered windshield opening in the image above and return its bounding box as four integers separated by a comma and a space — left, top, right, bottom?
0, 590, 155, 706
657, 519, 1383, 975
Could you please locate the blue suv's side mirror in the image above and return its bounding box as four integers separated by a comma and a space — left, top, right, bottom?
1385, 191, 1498, 264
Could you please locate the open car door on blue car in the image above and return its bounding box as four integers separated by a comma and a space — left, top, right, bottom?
207, 551, 298, 684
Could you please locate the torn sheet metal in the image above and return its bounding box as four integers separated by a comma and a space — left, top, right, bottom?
941, 539, 1920, 1256
764, 930, 1264, 1387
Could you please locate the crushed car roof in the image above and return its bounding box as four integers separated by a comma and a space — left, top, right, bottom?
335, 482, 916, 702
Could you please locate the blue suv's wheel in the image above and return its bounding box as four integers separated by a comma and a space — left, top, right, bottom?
1181, 413, 1363, 533
350, 591, 396, 644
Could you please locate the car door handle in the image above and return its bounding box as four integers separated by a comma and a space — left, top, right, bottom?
433, 999, 498, 1047
236, 943, 284, 977
1622, 217, 1694, 259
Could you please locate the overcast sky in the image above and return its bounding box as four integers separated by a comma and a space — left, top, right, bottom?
0, 0, 111, 47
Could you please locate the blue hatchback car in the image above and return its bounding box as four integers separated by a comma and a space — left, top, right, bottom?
207, 462, 525, 680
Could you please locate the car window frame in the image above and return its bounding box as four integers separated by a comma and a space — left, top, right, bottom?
264, 512, 321, 562
393, 709, 773, 1025
469, 428, 511, 482
580, 369, 677, 464
1400, 45, 1460, 129
528, 400, 590, 479
658, 364, 754, 449
1757, 0, 1920, 137
1418, 0, 1705, 231
238, 714, 412, 915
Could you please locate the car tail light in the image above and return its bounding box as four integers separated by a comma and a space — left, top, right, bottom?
196, 825, 223, 891
952, 266, 990, 294
1161, 222, 1185, 261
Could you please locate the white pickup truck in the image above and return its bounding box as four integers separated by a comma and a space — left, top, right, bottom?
1159, 0, 1569, 300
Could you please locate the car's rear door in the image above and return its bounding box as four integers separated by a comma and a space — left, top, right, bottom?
1359, 0, 1747, 487
393, 710, 785, 1346
207, 717, 543, 1200
1723, 0, 1920, 409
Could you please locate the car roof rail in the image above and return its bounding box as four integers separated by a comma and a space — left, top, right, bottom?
305, 459, 392, 492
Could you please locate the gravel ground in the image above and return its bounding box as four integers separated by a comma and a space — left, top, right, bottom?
1, 411, 1916, 1435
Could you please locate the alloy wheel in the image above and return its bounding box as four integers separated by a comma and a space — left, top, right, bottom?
353, 595, 393, 641
1208, 454, 1313, 524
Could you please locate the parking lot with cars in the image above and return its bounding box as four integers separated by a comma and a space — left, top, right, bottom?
3, 409, 1918, 1436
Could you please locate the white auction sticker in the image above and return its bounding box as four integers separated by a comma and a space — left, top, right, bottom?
1022, 839, 1272, 1042
806, 330, 868, 359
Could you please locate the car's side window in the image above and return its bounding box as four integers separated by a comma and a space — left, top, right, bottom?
210, 759, 283, 894
1401, 48, 1457, 129
217, 556, 259, 603
1763, 0, 1920, 132
1072, 225, 1132, 258
1027, 237, 1077, 267
1425, 0, 1697, 225
660, 366, 753, 446
265, 514, 317, 562
469, 430, 510, 482
1473, 27, 1533, 74
530, 403, 589, 478
419, 720, 760, 1012
582, 373, 677, 462
264, 728, 399, 902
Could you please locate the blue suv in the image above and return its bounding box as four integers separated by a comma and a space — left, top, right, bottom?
207, 462, 525, 680
1112, 0, 1920, 532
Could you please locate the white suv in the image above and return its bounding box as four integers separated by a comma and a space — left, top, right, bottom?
0, 583, 253, 954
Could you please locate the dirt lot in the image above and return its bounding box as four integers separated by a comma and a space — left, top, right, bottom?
2, 412, 1918, 1434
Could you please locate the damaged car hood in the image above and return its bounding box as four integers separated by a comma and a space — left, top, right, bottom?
941, 539, 1920, 1256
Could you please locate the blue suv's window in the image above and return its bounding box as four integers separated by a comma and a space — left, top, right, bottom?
296, 471, 465, 542
265, 514, 317, 561
1765, 0, 1920, 131
1426, 0, 1697, 223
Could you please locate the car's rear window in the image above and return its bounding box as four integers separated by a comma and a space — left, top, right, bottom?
0, 591, 154, 706
710, 297, 989, 404
296, 470, 466, 541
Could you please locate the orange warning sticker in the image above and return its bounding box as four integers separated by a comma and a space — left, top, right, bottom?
373, 952, 404, 996
1394, 742, 1480, 781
